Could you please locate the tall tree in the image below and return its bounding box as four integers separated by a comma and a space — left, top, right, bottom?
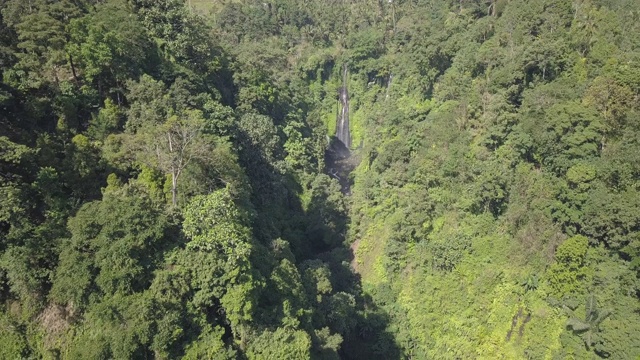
125, 75, 215, 206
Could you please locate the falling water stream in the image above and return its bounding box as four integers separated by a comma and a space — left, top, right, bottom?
326, 63, 358, 194
336, 64, 351, 149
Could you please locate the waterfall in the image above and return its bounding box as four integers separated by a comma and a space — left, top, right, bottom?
336, 64, 351, 149
326, 64, 358, 195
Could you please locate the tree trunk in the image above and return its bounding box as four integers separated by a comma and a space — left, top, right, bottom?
171, 171, 178, 207
68, 54, 79, 84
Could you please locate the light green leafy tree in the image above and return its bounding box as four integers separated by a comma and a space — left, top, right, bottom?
246, 327, 312, 360
182, 188, 259, 343
547, 235, 590, 298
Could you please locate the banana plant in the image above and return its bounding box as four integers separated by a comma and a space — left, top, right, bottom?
564, 294, 611, 350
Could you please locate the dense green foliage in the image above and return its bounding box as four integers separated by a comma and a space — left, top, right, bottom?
1, 0, 639, 359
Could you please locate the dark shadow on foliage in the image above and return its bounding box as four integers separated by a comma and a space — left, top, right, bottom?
235, 115, 400, 358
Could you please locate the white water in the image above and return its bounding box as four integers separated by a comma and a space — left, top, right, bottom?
336, 64, 351, 149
